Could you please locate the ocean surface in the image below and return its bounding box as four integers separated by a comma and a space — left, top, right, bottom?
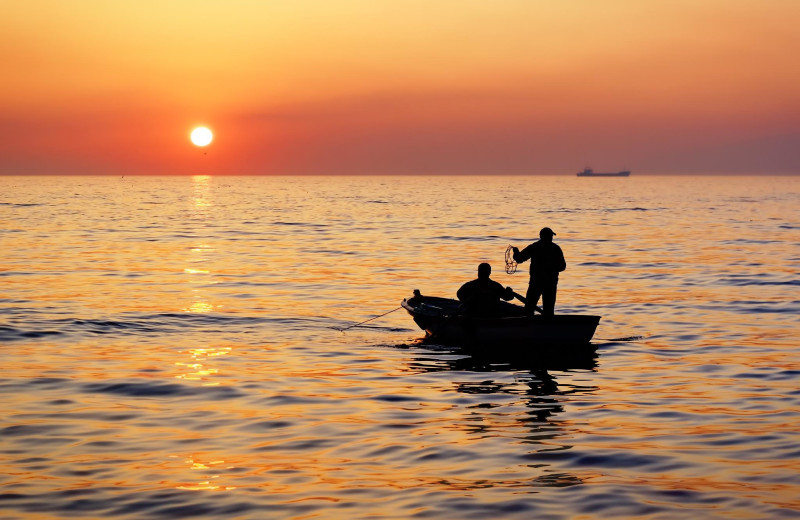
1, 174, 798, 519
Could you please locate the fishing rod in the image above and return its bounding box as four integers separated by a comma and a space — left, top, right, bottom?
333, 306, 402, 333
595, 335, 646, 342
336, 244, 534, 332
508, 291, 544, 314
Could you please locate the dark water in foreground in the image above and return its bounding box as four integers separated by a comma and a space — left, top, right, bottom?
1, 175, 799, 519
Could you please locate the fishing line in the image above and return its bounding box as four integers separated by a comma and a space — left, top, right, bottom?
333, 306, 402, 333
595, 335, 645, 342
504, 245, 517, 274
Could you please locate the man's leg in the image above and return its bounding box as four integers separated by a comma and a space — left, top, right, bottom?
541, 282, 558, 316
526, 282, 543, 315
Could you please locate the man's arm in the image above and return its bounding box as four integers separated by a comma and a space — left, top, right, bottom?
457, 281, 473, 301
555, 245, 566, 272
512, 243, 534, 263
489, 280, 515, 301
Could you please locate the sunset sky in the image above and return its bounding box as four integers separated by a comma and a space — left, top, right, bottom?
2, 0, 798, 175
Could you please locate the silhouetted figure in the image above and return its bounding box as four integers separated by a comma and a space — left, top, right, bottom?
457, 263, 514, 317
512, 227, 566, 316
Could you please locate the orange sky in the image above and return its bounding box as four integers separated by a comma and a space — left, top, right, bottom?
1, 0, 798, 174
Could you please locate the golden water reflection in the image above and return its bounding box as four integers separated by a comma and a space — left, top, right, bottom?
175, 346, 231, 385
173, 455, 236, 491
191, 175, 213, 209
184, 176, 218, 313
184, 243, 217, 313
1, 175, 797, 518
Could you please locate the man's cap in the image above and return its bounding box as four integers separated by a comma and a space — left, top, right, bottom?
540, 227, 556, 237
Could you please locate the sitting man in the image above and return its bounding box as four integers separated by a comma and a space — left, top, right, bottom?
457, 263, 515, 317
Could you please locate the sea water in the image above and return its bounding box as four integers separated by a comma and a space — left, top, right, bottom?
1, 175, 798, 519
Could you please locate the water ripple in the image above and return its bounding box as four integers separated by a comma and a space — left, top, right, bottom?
1, 175, 799, 519
82, 380, 244, 399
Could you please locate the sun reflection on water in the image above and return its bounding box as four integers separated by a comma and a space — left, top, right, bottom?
174, 456, 236, 491
191, 175, 213, 209
185, 299, 215, 313
176, 346, 231, 385
1, 175, 798, 518
184, 176, 218, 313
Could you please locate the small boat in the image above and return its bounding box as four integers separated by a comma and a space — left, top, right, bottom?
401, 291, 600, 350
576, 168, 630, 177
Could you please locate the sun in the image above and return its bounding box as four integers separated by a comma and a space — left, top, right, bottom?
190, 127, 213, 147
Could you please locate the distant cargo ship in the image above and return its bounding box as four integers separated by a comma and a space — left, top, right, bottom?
576, 168, 630, 177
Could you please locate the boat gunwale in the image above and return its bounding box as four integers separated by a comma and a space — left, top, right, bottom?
401, 297, 601, 328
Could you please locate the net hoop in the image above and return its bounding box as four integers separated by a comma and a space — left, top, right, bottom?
505, 245, 517, 274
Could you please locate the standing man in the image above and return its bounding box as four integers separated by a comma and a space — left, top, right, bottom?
512, 227, 566, 316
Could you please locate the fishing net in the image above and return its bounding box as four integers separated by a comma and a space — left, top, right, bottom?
505, 245, 517, 274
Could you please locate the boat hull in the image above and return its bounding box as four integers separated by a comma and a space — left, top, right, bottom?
401, 295, 600, 348
576, 171, 630, 177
